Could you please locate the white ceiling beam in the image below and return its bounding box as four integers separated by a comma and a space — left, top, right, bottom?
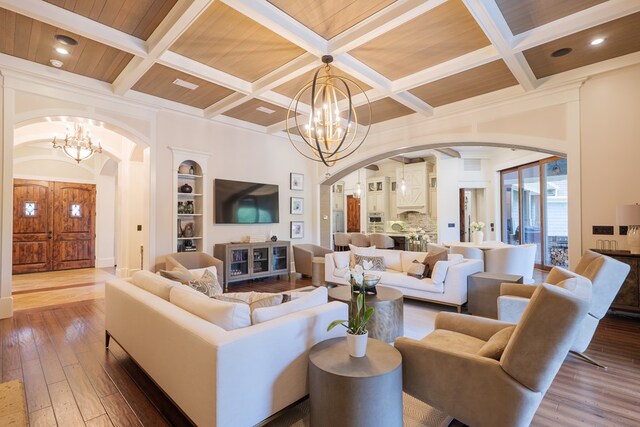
112, 0, 215, 95
334, 54, 433, 115
463, 0, 538, 91
392, 45, 501, 91
434, 148, 461, 158
158, 50, 252, 94
329, 0, 448, 54
0, 0, 146, 56
221, 0, 328, 56
512, 0, 640, 52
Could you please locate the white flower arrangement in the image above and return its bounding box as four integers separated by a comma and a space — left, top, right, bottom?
471, 221, 485, 231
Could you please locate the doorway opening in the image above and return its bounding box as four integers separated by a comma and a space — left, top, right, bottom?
459, 188, 486, 243
500, 157, 568, 269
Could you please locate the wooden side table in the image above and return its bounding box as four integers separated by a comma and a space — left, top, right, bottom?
329, 285, 403, 342
467, 272, 523, 318
309, 337, 403, 427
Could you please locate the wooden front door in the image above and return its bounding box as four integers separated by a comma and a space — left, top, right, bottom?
13, 180, 54, 273
346, 195, 361, 232
12, 179, 96, 274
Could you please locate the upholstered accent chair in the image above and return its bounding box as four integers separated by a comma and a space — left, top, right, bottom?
396, 283, 591, 427
484, 244, 537, 283
350, 233, 371, 247
333, 233, 351, 251
292, 244, 333, 277
499, 251, 630, 368
165, 252, 224, 286
449, 245, 484, 262
369, 233, 395, 249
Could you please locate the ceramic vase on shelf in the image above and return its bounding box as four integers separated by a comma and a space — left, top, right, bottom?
346, 331, 368, 357
473, 230, 484, 244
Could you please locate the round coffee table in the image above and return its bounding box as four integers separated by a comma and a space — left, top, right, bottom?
309, 337, 403, 427
329, 285, 404, 342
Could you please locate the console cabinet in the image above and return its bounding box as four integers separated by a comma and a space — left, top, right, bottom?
214, 241, 290, 288
593, 250, 640, 314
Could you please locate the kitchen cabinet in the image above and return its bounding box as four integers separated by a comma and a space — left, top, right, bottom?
428, 171, 437, 218
366, 177, 389, 213
396, 163, 427, 214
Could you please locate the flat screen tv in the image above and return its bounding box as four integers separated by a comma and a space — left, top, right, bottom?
215, 179, 279, 224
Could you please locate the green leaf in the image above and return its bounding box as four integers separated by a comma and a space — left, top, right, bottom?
363, 307, 374, 324
327, 320, 347, 331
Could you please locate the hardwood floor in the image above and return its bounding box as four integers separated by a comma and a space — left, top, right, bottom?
4, 272, 640, 426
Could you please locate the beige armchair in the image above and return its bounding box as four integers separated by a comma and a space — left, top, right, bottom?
292, 244, 333, 277
349, 233, 370, 247
333, 232, 351, 251
499, 251, 630, 368
165, 252, 224, 286
369, 233, 395, 249
485, 244, 537, 283
396, 283, 590, 427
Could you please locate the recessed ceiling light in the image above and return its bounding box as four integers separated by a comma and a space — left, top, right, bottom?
256, 106, 275, 114
172, 78, 199, 90
55, 47, 69, 55
49, 59, 63, 68
54, 34, 78, 46
590, 37, 605, 46
551, 47, 572, 57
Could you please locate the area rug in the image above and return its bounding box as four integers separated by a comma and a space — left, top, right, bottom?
0, 380, 27, 426
266, 393, 452, 427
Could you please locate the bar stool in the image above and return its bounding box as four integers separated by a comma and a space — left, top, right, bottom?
334, 233, 351, 251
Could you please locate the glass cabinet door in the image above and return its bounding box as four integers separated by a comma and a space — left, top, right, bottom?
272, 246, 288, 272
229, 247, 249, 278
252, 247, 269, 274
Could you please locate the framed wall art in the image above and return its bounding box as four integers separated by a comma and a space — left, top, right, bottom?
290, 221, 304, 239
290, 173, 304, 190
290, 197, 303, 214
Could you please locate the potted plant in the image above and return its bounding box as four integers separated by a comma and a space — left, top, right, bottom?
471, 221, 485, 244
327, 265, 375, 357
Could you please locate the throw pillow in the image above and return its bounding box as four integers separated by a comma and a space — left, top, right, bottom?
348, 244, 377, 267
252, 287, 328, 324
189, 269, 223, 297
406, 259, 426, 279
169, 286, 250, 331
354, 254, 385, 271
159, 265, 192, 285
476, 326, 516, 360
422, 249, 448, 278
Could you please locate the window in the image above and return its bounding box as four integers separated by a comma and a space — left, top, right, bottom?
70, 204, 82, 217
24, 202, 37, 217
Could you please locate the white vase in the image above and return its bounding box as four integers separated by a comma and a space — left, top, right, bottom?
473, 230, 484, 244
346, 331, 368, 357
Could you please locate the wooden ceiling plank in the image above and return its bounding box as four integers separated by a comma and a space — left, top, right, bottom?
221, 0, 327, 56
523, 12, 640, 79
409, 60, 519, 107
512, 0, 640, 53
3, 0, 146, 56
88, 0, 108, 22
267, 0, 396, 40
495, 0, 606, 36
1, 9, 17, 55
330, 0, 447, 54
462, 0, 538, 91
348, 0, 491, 81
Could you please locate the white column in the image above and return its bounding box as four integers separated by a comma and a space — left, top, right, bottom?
0, 75, 15, 318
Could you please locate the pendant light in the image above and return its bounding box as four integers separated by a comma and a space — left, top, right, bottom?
354, 169, 362, 199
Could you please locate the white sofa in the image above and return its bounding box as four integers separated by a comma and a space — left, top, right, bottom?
105, 271, 347, 427
325, 249, 483, 311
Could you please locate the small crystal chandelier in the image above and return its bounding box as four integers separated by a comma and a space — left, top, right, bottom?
52, 122, 102, 163
287, 55, 371, 167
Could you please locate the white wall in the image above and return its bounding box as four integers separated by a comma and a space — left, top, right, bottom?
580, 64, 640, 251
97, 159, 116, 267
153, 111, 319, 269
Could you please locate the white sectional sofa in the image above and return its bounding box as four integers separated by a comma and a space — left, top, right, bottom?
325, 249, 484, 311
105, 271, 347, 427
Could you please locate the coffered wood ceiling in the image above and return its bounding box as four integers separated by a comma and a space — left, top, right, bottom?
43, 0, 178, 40
349, 0, 491, 80
1, 0, 639, 132
267, 0, 396, 40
